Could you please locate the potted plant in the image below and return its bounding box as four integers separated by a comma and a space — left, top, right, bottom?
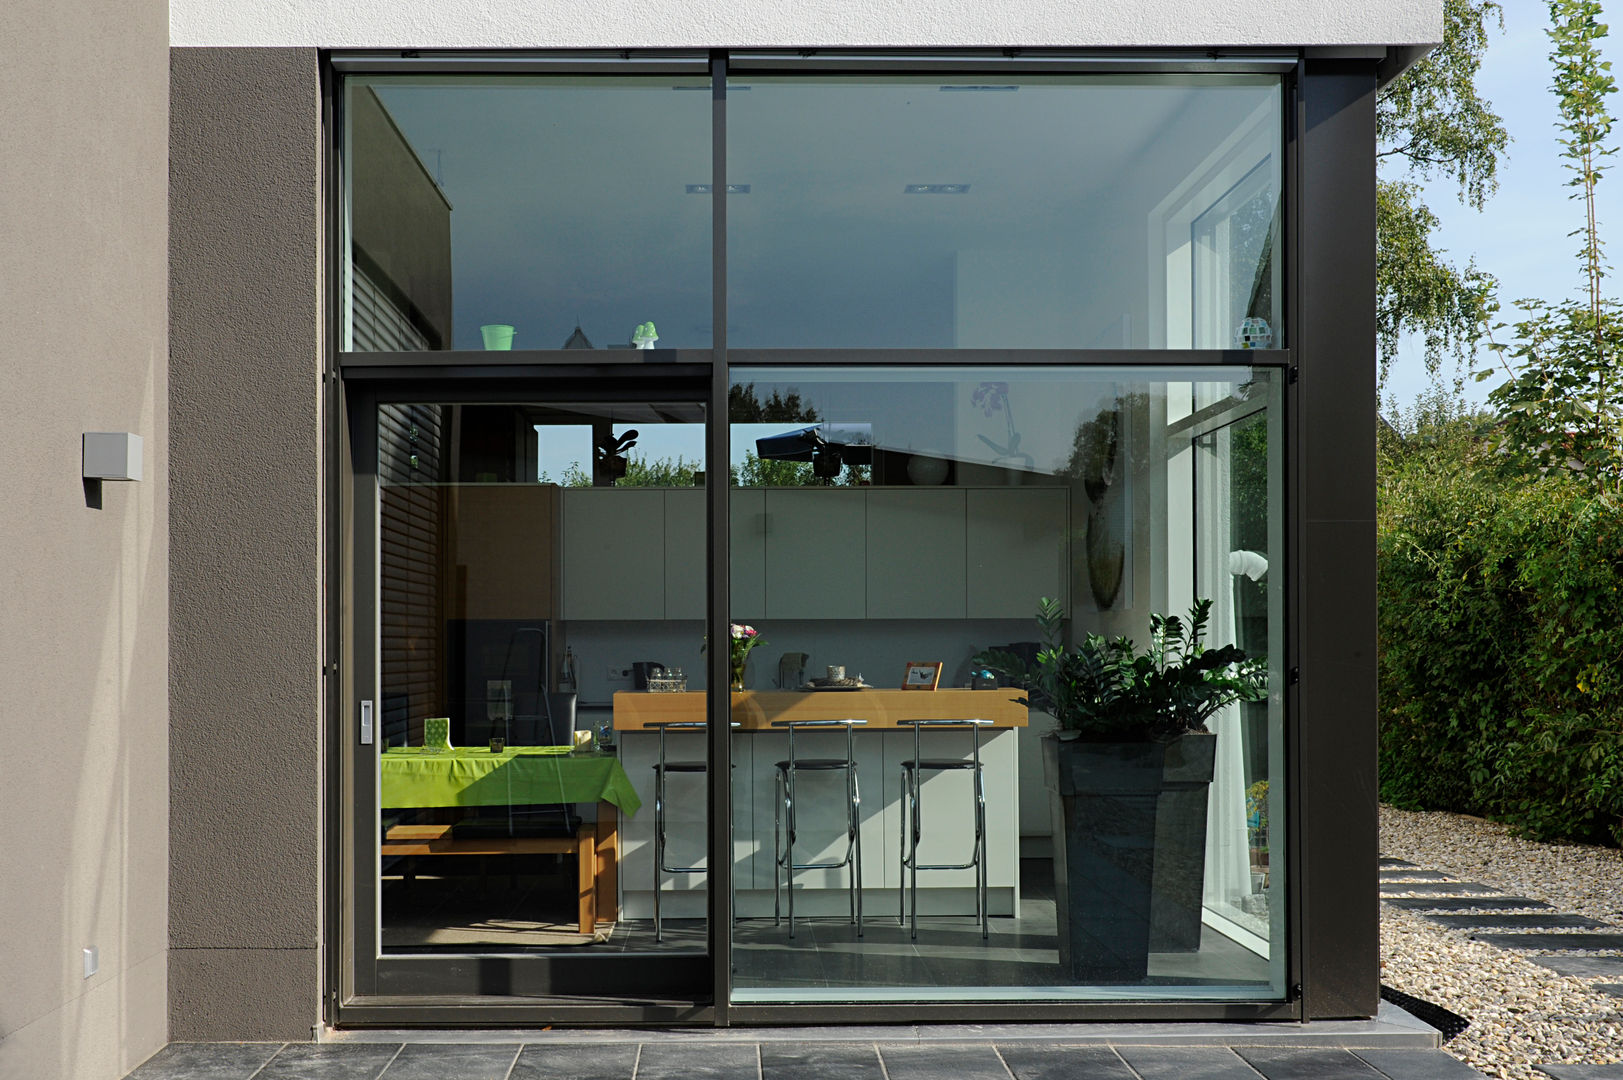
974, 597, 1266, 981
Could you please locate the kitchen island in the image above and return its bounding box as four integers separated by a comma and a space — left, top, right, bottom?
613, 689, 1027, 922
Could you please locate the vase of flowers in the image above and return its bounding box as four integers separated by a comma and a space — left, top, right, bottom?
708, 622, 766, 691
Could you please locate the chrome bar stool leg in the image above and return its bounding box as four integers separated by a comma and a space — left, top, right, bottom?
897, 718, 994, 943
770, 718, 867, 941
773, 769, 783, 927
653, 760, 665, 942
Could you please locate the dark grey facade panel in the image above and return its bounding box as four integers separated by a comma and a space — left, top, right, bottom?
169, 45, 325, 1041
1293, 61, 1380, 1021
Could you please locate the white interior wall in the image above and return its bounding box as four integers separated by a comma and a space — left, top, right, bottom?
172, 0, 1440, 49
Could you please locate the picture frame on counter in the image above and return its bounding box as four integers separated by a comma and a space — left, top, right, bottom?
901, 660, 943, 691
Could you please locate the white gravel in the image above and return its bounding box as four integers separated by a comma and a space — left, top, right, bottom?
1380, 804, 1623, 1079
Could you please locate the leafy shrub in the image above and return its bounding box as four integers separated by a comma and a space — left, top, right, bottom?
1378, 418, 1623, 844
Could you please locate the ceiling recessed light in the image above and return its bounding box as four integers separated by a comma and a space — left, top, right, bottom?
903, 184, 970, 195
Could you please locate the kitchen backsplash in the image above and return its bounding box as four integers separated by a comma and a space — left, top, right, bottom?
563, 618, 1037, 704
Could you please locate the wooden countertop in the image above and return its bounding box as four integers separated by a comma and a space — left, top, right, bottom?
612, 688, 1027, 731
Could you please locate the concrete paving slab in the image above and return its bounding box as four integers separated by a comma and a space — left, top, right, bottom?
376, 1044, 518, 1080
1591, 984, 1623, 998
256, 1043, 403, 1080
760, 1043, 885, 1080
634, 1042, 762, 1080
1384, 897, 1553, 912
1354, 1049, 1490, 1079
878, 1044, 1012, 1080
1378, 870, 1456, 881
1115, 1046, 1261, 1079
1423, 914, 1611, 931
995, 1044, 1136, 1080
1378, 883, 1501, 896
509, 1043, 638, 1080
1527, 955, 1623, 978
125, 1043, 285, 1080
1468, 933, 1623, 951
1379, 858, 1419, 868
1236, 1047, 1384, 1079
1533, 1066, 1623, 1079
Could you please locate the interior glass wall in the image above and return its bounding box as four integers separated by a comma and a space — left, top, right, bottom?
726, 76, 1281, 349
372, 399, 709, 961
726, 366, 1285, 1001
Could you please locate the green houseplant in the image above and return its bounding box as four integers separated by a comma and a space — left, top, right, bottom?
974, 597, 1267, 981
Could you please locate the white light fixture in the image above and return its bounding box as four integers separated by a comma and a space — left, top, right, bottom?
83, 432, 142, 482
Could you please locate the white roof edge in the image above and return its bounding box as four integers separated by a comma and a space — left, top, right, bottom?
171, 0, 1445, 51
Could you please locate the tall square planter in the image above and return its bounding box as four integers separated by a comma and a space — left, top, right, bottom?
1042, 731, 1217, 982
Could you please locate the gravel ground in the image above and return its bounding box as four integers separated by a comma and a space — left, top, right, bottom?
1380, 805, 1623, 1078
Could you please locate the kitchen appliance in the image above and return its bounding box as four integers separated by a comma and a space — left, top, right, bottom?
778, 652, 808, 689
632, 661, 666, 691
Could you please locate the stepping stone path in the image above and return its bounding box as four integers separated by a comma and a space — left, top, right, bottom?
1380, 853, 1623, 1073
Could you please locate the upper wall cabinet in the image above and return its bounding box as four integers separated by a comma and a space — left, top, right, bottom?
560, 488, 666, 620
763, 489, 866, 619
866, 489, 967, 619
966, 488, 1069, 618
664, 488, 766, 621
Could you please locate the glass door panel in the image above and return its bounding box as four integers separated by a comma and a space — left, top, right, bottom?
350, 390, 713, 1003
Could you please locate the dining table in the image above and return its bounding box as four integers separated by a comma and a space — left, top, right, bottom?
378, 746, 638, 932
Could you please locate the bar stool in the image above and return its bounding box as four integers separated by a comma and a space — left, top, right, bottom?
770, 718, 866, 939
647, 719, 739, 943
897, 717, 994, 941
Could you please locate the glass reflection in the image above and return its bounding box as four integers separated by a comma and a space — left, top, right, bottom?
345, 77, 712, 352
725, 366, 1284, 1001
727, 77, 1282, 348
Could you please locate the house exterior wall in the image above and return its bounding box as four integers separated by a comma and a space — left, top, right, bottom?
0, 0, 171, 1075
168, 46, 326, 1042
170, 0, 1440, 49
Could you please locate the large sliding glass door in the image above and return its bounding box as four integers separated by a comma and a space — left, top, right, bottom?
336, 55, 1297, 1021
344, 383, 715, 1006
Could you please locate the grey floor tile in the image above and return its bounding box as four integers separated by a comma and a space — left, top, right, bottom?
996, 1043, 1136, 1079
1528, 955, 1623, 978
634, 1042, 761, 1080
878, 1044, 1011, 1080
1534, 1066, 1623, 1080
1593, 983, 1623, 997
1384, 897, 1553, 912
509, 1042, 639, 1080
125, 1043, 285, 1080
256, 1043, 403, 1080
1115, 1046, 1262, 1080
1354, 1049, 1489, 1078
1471, 933, 1623, 951
1378, 883, 1500, 896
1424, 914, 1611, 931
760, 1042, 884, 1080
378, 1044, 518, 1080
1236, 1047, 1385, 1079
1378, 870, 1455, 881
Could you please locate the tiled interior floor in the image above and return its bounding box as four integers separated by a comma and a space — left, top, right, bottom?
383, 858, 1272, 993
123, 1041, 1487, 1080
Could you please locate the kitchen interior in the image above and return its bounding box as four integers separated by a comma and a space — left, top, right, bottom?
373, 365, 1280, 1000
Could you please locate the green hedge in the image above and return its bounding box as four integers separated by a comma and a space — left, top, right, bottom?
1377, 448, 1623, 845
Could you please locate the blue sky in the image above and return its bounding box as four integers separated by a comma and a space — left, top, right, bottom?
1384, 0, 1623, 410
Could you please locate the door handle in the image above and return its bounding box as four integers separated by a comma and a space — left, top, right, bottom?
359, 699, 374, 745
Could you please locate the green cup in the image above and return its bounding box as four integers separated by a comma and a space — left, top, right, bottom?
480, 324, 515, 350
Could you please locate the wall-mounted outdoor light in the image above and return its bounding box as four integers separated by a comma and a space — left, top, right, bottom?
83, 432, 143, 482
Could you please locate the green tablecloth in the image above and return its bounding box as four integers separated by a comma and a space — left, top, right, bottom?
380, 747, 641, 816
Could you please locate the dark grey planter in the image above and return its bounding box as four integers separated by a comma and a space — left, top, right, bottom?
1042, 731, 1217, 982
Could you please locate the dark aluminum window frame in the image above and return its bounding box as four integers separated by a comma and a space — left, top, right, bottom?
325, 48, 1376, 1030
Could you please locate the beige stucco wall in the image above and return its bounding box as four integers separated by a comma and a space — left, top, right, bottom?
0, 0, 171, 1076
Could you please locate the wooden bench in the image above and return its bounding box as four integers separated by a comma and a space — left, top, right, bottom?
383, 810, 618, 935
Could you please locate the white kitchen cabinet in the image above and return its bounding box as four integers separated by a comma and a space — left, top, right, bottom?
764, 488, 866, 619
865, 489, 967, 619
560, 488, 666, 620
663, 488, 767, 621
966, 488, 1069, 618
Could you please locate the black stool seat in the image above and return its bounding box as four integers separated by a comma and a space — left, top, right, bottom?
902, 758, 978, 772
773, 758, 851, 772
654, 761, 708, 773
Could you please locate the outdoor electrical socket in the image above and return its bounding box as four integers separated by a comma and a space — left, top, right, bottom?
83, 946, 98, 978
606, 667, 629, 681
